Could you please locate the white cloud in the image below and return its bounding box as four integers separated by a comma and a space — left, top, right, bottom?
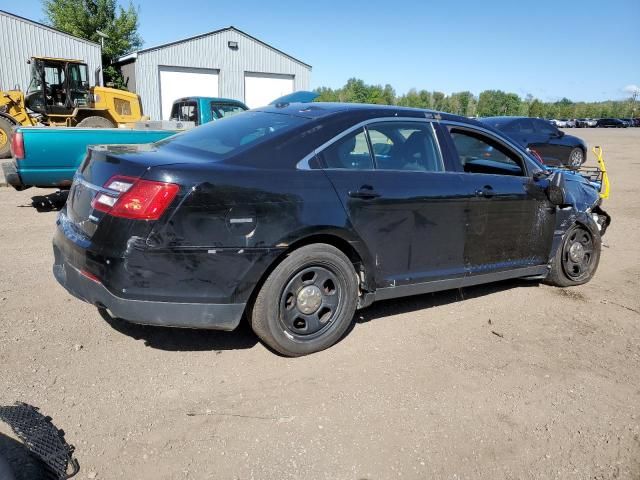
623, 84, 640, 94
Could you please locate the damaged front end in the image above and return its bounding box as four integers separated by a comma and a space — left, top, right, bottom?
544, 164, 611, 268
534, 141, 610, 236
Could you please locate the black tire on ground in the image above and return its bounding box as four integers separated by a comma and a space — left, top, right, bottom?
568, 147, 584, 167
249, 243, 359, 356
76, 116, 114, 128
0, 433, 49, 480
0, 117, 14, 159
545, 224, 601, 287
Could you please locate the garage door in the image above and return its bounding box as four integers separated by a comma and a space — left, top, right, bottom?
159, 66, 219, 119
244, 73, 294, 109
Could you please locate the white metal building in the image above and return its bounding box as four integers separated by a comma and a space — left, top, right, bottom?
0, 10, 102, 91
117, 27, 312, 120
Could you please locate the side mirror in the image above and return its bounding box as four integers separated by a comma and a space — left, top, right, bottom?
546, 171, 566, 205
553, 130, 565, 138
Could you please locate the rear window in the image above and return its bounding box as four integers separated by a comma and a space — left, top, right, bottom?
211, 103, 247, 119
156, 111, 308, 159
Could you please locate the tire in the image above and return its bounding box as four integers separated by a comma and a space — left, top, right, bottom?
76, 116, 114, 128
0, 434, 49, 480
568, 147, 584, 167
249, 244, 359, 356
0, 117, 14, 159
545, 224, 601, 287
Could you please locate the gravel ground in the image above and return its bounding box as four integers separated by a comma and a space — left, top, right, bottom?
0, 129, 639, 479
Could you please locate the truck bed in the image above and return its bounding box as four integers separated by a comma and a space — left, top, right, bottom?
6, 127, 178, 189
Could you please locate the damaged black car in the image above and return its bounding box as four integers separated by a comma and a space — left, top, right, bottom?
52, 103, 610, 356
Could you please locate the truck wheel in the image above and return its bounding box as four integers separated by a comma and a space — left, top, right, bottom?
76, 116, 114, 128
545, 224, 601, 287
249, 244, 359, 356
0, 117, 14, 159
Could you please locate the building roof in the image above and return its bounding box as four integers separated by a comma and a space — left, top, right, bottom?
0, 9, 101, 48
117, 26, 311, 69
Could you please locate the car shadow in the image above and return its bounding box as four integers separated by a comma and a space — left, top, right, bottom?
354, 278, 540, 324
99, 279, 540, 353
98, 308, 259, 352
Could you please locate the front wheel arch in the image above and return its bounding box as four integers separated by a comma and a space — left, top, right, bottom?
545, 220, 602, 287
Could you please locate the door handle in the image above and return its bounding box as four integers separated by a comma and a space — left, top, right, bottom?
474, 185, 494, 198
348, 185, 380, 200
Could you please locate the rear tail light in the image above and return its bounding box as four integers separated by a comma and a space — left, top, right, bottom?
91, 175, 179, 220
11, 131, 24, 160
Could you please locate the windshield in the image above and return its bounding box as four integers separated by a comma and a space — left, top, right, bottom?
156, 111, 308, 159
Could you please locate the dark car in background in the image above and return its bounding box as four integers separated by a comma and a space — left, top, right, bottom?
479, 116, 587, 166
52, 103, 609, 356
597, 118, 627, 128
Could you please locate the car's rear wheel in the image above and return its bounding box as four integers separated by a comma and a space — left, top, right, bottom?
568, 147, 584, 167
545, 224, 601, 287
249, 244, 358, 356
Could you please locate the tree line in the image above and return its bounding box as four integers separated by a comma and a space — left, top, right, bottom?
315, 78, 639, 119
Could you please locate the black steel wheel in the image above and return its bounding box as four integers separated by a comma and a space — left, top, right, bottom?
279, 265, 343, 340
250, 244, 358, 356
545, 224, 601, 287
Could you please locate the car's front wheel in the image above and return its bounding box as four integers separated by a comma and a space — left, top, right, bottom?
249, 244, 359, 356
568, 147, 584, 167
545, 224, 601, 287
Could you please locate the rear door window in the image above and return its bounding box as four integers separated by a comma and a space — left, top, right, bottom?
448, 128, 526, 176
170, 101, 198, 123
366, 122, 443, 172
320, 128, 374, 170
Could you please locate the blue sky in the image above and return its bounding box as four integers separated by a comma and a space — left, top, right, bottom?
6, 0, 640, 101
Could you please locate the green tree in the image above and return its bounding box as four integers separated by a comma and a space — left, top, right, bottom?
528, 99, 544, 118
477, 90, 521, 116
313, 78, 633, 119
42, 0, 142, 89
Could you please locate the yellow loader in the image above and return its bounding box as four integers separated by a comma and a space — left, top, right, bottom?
0, 57, 145, 157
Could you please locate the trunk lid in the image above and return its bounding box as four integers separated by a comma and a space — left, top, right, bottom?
66, 144, 187, 238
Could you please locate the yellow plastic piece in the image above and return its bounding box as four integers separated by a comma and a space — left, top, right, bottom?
592, 146, 609, 199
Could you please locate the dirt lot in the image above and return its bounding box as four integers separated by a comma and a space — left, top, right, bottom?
0, 128, 639, 479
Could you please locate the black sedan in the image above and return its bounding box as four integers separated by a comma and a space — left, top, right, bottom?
597, 118, 627, 128
53, 104, 610, 356
479, 116, 587, 166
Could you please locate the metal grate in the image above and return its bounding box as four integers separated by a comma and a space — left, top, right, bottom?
0, 403, 79, 479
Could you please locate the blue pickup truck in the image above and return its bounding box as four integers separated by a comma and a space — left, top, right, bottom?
2, 97, 250, 190
169, 97, 248, 125
2, 127, 177, 190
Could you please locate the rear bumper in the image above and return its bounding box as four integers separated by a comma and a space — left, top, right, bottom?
52, 238, 245, 331
1, 161, 28, 190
